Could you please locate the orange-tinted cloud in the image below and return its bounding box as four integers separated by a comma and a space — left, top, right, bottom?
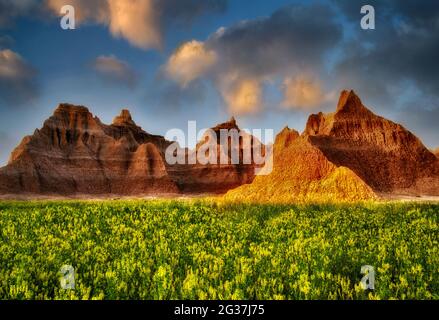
107, 0, 161, 50
46, 0, 160, 49
164, 4, 342, 115
281, 76, 326, 110
219, 74, 262, 115
45, 0, 108, 23
165, 40, 217, 87
45, 0, 226, 50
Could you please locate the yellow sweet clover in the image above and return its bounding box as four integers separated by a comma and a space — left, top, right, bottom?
0, 200, 437, 300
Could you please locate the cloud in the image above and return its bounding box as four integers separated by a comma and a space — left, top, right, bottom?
219, 73, 262, 115
0, 49, 38, 106
207, 4, 342, 79
0, 49, 33, 78
0, 35, 14, 49
164, 3, 343, 114
46, 0, 160, 49
145, 80, 207, 114
333, 0, 439, 99
107, 0, 161, 50
45, 0, 108, 23
93, 54, 138, 88
329, 0, 439, 146
0, 0, 39, 27
281, 76, 328, 110
45, 0, 227, 50
160, 0, 439, 139
165, 40, 217, 87
159, 0, 227, 24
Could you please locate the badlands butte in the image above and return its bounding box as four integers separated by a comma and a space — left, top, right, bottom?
0, 90, 438, 202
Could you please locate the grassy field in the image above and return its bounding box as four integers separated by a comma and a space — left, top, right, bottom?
0, 200, 437, 300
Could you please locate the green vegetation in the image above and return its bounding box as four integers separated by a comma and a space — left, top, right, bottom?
0, 200, 437, 300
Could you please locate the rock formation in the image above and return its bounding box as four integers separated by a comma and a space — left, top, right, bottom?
225, 90, 439, 202
167, 117, 265, 193
225, 126, 376, 203
0, 105, 262, 196
1, 90, 438, 200
305, 90, 439, 196
0, 105, 178, 195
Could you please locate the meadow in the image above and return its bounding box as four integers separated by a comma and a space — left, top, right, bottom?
0, 200, 437, 300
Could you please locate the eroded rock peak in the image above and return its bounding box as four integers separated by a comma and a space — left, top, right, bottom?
112, 109, 136, 126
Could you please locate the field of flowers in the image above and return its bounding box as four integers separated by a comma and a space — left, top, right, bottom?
0, 200, 437, 300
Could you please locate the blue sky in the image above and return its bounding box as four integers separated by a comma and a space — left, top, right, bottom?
0, 0, 438, 165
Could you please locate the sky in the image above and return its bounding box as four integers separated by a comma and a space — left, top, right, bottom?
0, 0, 438, 165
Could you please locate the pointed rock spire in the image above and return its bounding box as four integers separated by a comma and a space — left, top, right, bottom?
212, 116, 239, 131
112, 109, 136, 126
335, 89, 369, 115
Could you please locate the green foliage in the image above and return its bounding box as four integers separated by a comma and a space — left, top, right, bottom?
0, 200, 437, 300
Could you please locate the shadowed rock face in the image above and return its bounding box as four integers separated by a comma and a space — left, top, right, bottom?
0, 105, 262, 195
305, 90, 439, 195
0, 105, 178, 195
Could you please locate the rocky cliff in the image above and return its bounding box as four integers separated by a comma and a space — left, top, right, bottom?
0, 105, 262, 196
1, 90, 438, 200
167, 117, 264, 193
0, 105, 177, 195
305, 90, 439, 195
225, 126, 376, 203
225, 90, 439, 202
